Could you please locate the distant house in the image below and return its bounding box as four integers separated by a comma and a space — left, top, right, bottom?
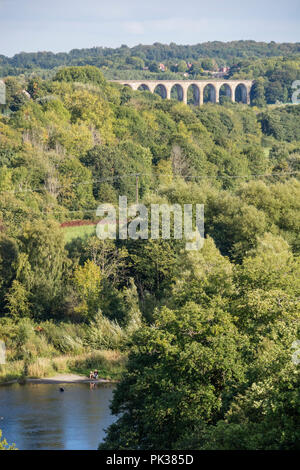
219, 66, 230, 73
159, 63, 166, 72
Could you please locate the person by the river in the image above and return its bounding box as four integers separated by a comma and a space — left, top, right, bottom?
89, 370, 99, 380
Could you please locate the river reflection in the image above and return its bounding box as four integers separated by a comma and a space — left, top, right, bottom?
0, 383, 116, 450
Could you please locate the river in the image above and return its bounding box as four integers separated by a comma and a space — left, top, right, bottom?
0, 383, 116, 450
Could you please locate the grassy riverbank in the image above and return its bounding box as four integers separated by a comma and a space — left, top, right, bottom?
0, 316, 133, 385
0, 350, 127, 384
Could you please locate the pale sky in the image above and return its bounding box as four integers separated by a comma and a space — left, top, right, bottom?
0, 0, 299, 57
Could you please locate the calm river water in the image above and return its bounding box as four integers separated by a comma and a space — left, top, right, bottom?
0, 383, 116, 450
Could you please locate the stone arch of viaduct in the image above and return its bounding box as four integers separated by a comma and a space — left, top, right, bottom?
111, 80, 254, 105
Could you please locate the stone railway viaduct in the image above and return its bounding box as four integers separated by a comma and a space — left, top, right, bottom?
111, 79, 254, 105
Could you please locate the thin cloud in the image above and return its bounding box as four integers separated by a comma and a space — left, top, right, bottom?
0, 0, 299, 55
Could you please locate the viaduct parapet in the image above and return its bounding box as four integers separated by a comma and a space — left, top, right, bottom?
110, 79, 254, 105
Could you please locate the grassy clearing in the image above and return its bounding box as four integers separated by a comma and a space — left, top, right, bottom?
0, 350, 127, 384
68, 350, 127, 379
0, 360, 24, 384
63, 224, 96, 243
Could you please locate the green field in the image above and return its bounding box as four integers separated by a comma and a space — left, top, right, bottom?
63, 224, 96, 243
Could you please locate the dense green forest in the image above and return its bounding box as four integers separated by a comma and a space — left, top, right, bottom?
0, 66, 299, 449
2, 41, 300, 70
1, 41, 300, 104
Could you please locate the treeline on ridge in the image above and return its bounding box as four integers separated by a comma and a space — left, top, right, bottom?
0, 66, 299, 450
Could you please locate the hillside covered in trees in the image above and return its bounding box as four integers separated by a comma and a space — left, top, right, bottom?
0, 66, 299, 449
1, 41, 300, 104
